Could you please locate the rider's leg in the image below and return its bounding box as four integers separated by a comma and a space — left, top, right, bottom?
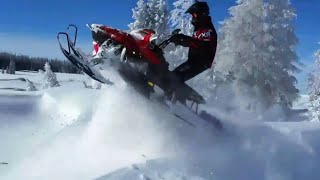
173, 61, 208, 82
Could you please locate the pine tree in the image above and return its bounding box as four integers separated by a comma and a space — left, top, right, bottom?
309, 48, 320, 121
9, 60, 16, 74
8, 59, 16, 74
214, 0, 268, 110
214, 0, 300, 110
1, 67, 4, 74
263, 0, 300, 106
42, 62, 60, 89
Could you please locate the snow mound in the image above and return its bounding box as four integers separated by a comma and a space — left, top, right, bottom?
1, 80, 319, 180
2, 85, 215, 180
96, 123, 320, 180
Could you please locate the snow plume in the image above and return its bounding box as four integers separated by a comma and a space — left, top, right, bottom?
1, 82, 320, 180
201, 79, 288, 122
2, 85, 198, 179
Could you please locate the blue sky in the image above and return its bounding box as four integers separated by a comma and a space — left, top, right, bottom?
0, 0, 319, 92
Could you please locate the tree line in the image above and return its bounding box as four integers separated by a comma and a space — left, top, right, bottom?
0, 51, 81, 74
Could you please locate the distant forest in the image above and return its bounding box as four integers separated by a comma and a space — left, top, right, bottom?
0, 51, 81, 74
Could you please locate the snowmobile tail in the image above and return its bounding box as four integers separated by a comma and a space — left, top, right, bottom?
57, 25, 113, 85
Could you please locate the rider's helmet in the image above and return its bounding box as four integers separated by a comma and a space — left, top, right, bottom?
186, 0, 210, 26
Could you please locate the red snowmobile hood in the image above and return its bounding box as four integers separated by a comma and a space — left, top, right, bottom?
92, 24, 162, 65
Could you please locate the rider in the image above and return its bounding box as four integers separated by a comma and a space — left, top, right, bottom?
171, 0, 217, 82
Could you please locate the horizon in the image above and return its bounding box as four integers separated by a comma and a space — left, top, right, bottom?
0, 0, 319, 93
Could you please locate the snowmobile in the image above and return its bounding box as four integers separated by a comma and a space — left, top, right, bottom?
57, 24, 205, 105
57, 24, 223, 130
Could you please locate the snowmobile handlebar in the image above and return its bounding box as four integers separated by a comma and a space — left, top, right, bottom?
157, 29, 182, 49
158, 38, 173, 49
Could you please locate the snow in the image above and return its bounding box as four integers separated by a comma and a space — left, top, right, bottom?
0, 71, 89, 93
293, 94, 309, 110
0, 71, 319, 180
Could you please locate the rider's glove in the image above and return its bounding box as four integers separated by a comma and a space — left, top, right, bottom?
171, 34, 190, 46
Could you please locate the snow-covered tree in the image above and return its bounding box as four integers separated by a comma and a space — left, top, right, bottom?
129, 0, 149, 30
6, 59, 15, 74
11, 59, 16, 74
214, 0, 299, 110
150, 0, 170, 40
309, 48, 320, 121
129, 0, 170, 40
214, 0, 268, 110
166, 0, 194, 69
42, 62, 60, 89
170, 0, 194, 36
1, 67, 4, 74
263, 0, 300, 106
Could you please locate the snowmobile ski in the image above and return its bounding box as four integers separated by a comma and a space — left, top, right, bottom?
57, 25, 113, 85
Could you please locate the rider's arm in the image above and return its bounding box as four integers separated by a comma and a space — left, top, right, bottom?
177, 27, 218, 67
179, 27, 217, 50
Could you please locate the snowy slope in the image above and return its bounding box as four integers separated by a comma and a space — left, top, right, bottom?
96, 122, 320, 180
0, 71, 89, 93
0, 72, 319, 180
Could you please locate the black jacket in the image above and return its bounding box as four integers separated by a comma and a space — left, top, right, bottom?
178, 16, 217, 68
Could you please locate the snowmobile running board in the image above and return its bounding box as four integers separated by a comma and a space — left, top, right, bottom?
57, 25, 113, 85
